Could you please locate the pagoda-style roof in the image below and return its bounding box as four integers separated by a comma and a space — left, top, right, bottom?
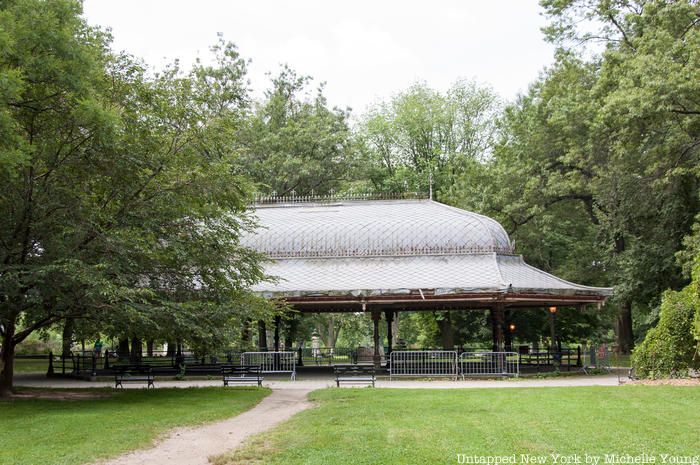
242, 198, 612, 311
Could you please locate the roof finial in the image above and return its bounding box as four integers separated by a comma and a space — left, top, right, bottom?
428, 170, 433, 200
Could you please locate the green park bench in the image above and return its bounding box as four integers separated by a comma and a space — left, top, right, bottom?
114, 365, 155, 389
334, 364, 376, 387
222, 365, 263, 387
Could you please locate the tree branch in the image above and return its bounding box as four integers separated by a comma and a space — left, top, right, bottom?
505, 193, 599, 235
12, 315, 63, 345
607, 13, 636, 51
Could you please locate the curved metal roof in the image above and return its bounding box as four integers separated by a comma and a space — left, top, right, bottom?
243, 199, 613, 306
242, 199, 514, 258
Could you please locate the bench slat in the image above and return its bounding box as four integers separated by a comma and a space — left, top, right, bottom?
221, 365, 263, 387
334, 365, 376, 387
113, 365, 155, 389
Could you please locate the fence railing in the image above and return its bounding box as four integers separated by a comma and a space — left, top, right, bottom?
299, 347, 355, 366
580, 344, 613, 373
241, 351, 296, 380
516, 346, 582, 371
389, 350, 458, 380
460, 352, 519, 378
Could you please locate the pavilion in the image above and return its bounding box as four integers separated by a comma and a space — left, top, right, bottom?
242, 196, 612, 367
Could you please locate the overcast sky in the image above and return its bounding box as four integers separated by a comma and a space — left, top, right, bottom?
82, 0, 554, 113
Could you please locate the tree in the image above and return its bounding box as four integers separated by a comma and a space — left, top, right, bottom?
357, 80, 500, 196
238, 66, 356, 196
0, 1, 266, 395
295, 313, 371, 349
445, 1, 700, 353
632, 285, 699, 378
542, 0, 700, 352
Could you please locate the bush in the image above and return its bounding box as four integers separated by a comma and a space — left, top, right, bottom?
632, 287, 699, 379
694, 304, 700, 359
14, 336, 60, 355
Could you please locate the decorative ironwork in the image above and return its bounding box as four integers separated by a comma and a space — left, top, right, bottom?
459, 351, 519, 377
252, 191, 428, 205
243, 198, 515, 259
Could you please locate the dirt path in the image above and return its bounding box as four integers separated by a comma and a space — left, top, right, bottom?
97, 389, 312, 465
16, 372, 623, 390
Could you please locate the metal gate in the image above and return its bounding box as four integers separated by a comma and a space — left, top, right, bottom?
459, 352, 519, 378
389, 350, 458, 380
241, 351, 296, 380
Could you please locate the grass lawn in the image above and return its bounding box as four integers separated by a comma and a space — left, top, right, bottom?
0, 387, 269, 465
13, 357, 49, 373
217, 386, 700, 465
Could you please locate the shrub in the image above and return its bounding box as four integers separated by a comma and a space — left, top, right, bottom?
14, 336, 60, 355
694, 303, 700, 360
632, 287, 699, 379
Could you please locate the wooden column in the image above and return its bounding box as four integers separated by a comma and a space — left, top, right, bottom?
372, 311, 381, 369
273, 315, 281, 352
490, 304, 505, 352
504, 309, 513, 352
384, 310, 394, 356
257, 320, 267, 351
284, 315, 297, 350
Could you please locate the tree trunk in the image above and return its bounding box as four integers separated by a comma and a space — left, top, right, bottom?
61, 318, 74, 357
130, 337, 142, 363
615, 301, 634, 354
0, 320, 17, 397
283, 318, 292, 349
117, 338, 130, 361
613, 234, 634, 354
285, 317, 298, 349
273, 316, 281, 352
166, 341, 176, 357
146, 340, 154, 357
257, 320, 267, 351
436, 311, 454, 349
241, 319, 251, 349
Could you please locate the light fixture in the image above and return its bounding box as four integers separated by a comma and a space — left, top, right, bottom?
508, 323, 516, 332
548, 306, 558, 314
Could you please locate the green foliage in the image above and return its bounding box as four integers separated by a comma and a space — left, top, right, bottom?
632, 286, 699, 378
677, 214, 700, 279
695, 296, 700, 358
442, 1, 700, 352
296, 313, 372, 348
0, 0, 270, 393
13, 330, 60, 355
357, 80, 500, 196
238, 66, 356, 196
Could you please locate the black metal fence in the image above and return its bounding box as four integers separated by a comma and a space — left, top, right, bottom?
18, 343, 585, 379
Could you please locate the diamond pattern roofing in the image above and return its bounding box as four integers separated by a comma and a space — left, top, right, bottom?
242, 199, 612, 301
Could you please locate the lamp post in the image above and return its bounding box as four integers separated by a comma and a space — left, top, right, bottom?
504, 323, 516, 352
548, 306, 561, 369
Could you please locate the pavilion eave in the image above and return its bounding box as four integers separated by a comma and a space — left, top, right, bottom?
270, 290, 608, 313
